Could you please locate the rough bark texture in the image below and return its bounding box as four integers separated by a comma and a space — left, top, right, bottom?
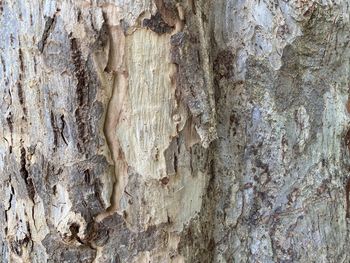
1, 0, 350, 262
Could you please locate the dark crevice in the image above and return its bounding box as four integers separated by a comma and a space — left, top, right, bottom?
32, 205, 36, 229
1, 54, 6, 74
33, 56, 37, 74
26, 221, 33, 252
160, 177, 169, 185
17, 82, 27, 115
84, 169, 91, 184
174, 137, 180, 173
77, 10, 82, 22
20, 147, 35, 201
18, 47, 24, 72
20, 147, 29, 180
18, 47, 27, 116
7, 86, 12, 106
94, 180, 105, 208
69, 223, 84, 244
38, 14, 57, 53
189, 147, 194, 173
5, 184, 14, 222
60, 115, 68, 145
346, 176, 350, 219
70, 36, 90, 153
6, 112, 13, 153
173, 152, 178, 174
9, 234, 31, 257
50, 111, 59, 151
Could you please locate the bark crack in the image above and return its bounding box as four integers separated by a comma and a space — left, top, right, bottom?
38, 10, 59, 53
94, 23, 128, 223
346, 178, 350, 219
6, 112, 13, 153
20, 146, 35, 201
70, 35, 90, 153
60, 115, 68, 145
5, 183, 14, 223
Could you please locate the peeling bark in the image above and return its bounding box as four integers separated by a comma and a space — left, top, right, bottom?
1, 0, 350, 262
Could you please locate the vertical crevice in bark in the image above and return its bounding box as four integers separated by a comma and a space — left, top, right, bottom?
346, 178, 350, 219
93, 20, 129, 225
60, 115, 68, 145
50, 111, 59, 152
38, 11, 58, 53
70, 36, 90, 153
6, 112, 13, 153
20, 147, 35, 201
17, 46, 27, 117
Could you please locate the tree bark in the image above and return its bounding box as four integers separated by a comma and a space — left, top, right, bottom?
1, 0, 350, 262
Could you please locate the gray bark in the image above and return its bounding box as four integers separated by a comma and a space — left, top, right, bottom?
1, 0, 350, 262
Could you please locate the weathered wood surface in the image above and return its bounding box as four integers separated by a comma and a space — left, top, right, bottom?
1, 0, 350, 262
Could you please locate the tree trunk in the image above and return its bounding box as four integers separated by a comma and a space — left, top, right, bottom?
1, 0, 349, 262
